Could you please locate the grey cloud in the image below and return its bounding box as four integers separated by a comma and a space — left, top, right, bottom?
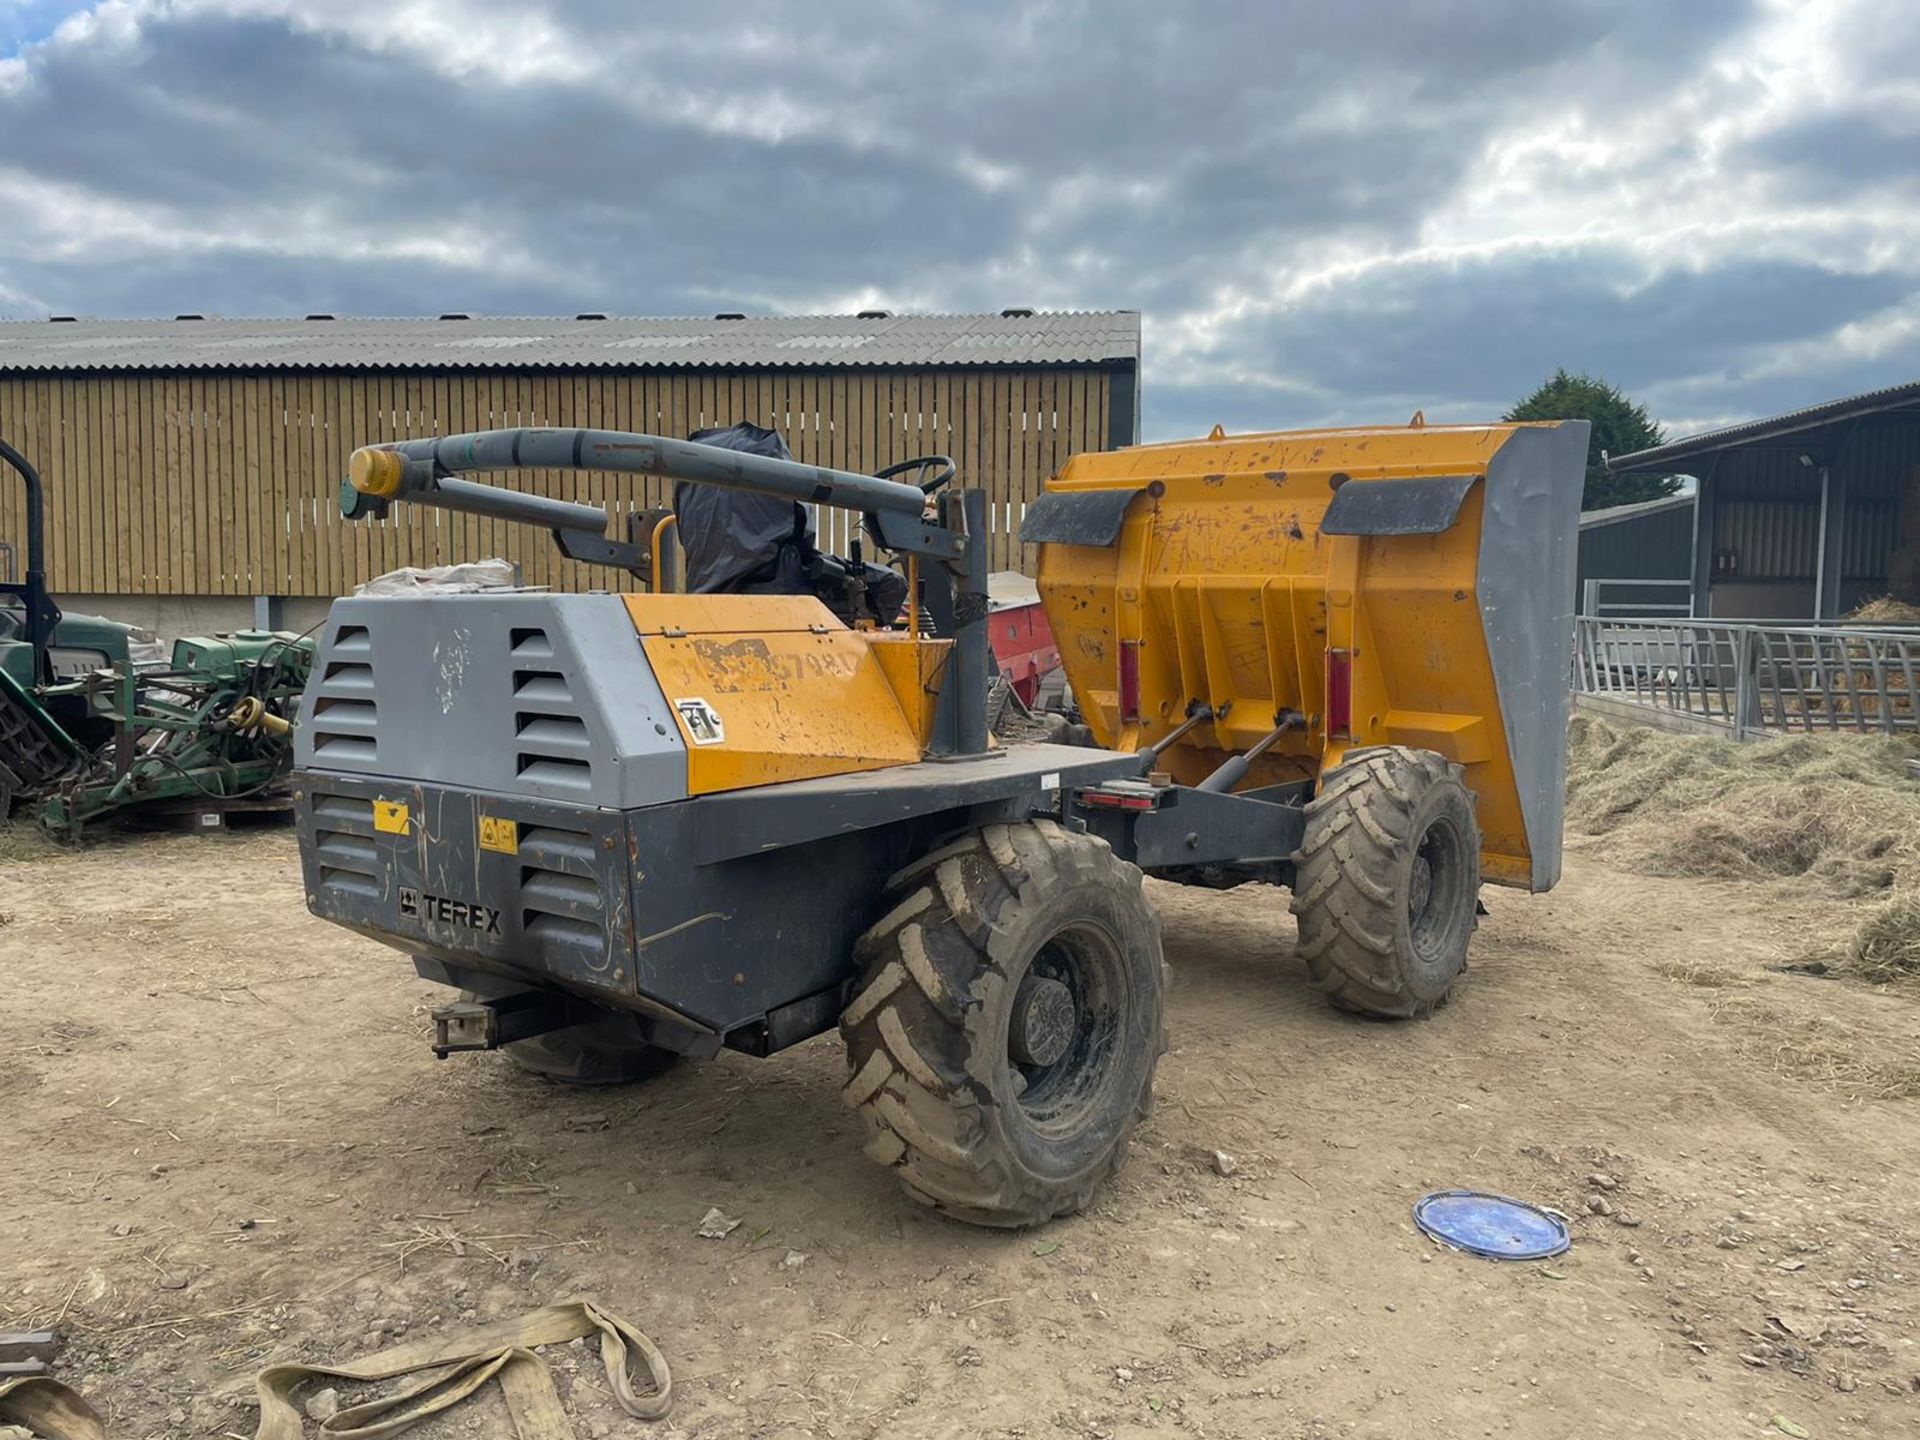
0, 0, 1913, 448
1739, 108, 1920, 204
1648, 335, 1920, 439
1146, 253, 1917, 438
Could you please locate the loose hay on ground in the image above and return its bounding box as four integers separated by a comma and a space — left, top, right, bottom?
1568, 715, 1920, 978
1567, 715, 1920, 897
1850, 893, 1920, 983
0, 824, 65, 863
1846, 596, 1920, 625
1709, 996, 1920, 1100
1654, 958, 1758, 989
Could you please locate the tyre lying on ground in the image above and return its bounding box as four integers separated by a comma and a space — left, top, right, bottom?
840, 820, 1165, 1228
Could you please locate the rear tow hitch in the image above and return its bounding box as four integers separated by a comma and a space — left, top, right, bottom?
430, 991, 589, 1058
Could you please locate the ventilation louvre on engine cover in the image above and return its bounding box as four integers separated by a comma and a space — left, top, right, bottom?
307, 625, 377, 763
512, 635, 593, 793
309, 792, 381, 900
518, 823, 607, 960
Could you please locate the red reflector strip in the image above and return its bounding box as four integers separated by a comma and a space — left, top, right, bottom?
1326, 647, 1352, 739
1118, 639, 1142, 725
1077, 789, 1156, 812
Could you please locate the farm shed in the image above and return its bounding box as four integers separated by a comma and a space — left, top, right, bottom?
1609, 381, 1920, 620
1575, 492, 1696, 615
0, 311, 1139, 634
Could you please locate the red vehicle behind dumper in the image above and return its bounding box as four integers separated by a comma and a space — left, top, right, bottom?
987, 571, 1061, 706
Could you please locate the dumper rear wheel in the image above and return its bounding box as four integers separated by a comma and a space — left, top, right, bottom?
459, 992, 679, 1086
840, 820, 1164, 1228
1290, 746, 1479, 1019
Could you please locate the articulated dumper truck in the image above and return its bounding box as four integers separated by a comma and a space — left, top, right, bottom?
294, 417, 1586, 1226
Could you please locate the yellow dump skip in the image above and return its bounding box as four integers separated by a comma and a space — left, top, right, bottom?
1034, 421, 1585, 891
622, 594, 950, 795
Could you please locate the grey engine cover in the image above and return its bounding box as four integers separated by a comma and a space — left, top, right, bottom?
295, 593, 687, 808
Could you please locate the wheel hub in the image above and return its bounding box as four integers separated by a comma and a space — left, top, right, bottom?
1409, 852, 1433, 920
1009, 974, 1076, 1068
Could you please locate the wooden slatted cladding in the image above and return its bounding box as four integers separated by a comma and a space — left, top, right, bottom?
0, 365, 1116, 595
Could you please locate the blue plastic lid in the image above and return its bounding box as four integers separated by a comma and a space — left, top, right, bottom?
1413, 1190, 1570, 1260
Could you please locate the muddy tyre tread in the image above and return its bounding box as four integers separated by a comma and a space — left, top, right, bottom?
1289, 745, 1478, 1019
841, 819, 1161, 1228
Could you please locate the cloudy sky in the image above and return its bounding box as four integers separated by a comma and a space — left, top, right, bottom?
1, 0, 1916, 443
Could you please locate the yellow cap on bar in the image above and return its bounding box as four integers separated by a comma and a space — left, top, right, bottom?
349, 446, 406, 497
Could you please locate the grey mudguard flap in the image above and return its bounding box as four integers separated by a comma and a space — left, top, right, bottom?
1478, 422, 1588, 892
1322, 474, 1479, 536
1020, 488, 1146, 547
295, 592, 688, 807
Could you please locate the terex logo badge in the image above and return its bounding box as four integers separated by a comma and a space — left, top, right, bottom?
398, 886, 502, 935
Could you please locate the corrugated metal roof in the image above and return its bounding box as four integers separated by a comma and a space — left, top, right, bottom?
1609, 379, 1920, 473
0, 311, 1140, 374
1579, 492, 1695, 529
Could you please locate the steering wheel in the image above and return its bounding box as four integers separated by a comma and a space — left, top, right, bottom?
860, 455, 956, 570
874, 454, 957, 495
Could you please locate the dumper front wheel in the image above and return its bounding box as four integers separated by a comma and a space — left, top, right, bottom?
1290, 746, 1480, 1019
840, 820, 1164, 1228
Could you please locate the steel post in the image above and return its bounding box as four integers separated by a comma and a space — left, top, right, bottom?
947, 488, 992, 757
1688, 478, 1716, 619
0, 437, 60, 679
1815, 465, 1849, 620
1733, 626, 1758, 739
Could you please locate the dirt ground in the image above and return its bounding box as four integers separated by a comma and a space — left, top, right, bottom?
3, 824, 1919, 1440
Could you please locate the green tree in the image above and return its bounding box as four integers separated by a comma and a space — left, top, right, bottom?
1505, 369, 1679, 510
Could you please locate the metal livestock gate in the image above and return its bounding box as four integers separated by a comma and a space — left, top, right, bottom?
0, 313, 1139, 600
1575, 616, 1919, 736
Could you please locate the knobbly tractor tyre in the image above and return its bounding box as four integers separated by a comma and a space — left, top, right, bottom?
1289, 745, 1481, 1019
459, 993, 679, 1086
840, 819, 1164, 1228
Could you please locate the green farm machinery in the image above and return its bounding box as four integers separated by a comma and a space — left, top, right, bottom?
1, 439, 312, 840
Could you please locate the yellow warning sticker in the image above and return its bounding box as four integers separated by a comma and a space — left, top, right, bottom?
372, 799, 411, 835
478, 815, 519, 855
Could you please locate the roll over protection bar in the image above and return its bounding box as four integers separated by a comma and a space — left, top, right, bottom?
347, 426, 953, 549
343, 426, 991, 755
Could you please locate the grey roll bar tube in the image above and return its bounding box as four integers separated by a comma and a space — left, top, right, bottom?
348, 427, 956, 555
405, 474, 612, 533
345, 426, 989, 755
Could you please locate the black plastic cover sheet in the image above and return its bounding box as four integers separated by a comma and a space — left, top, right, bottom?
674, 423, 816, 593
